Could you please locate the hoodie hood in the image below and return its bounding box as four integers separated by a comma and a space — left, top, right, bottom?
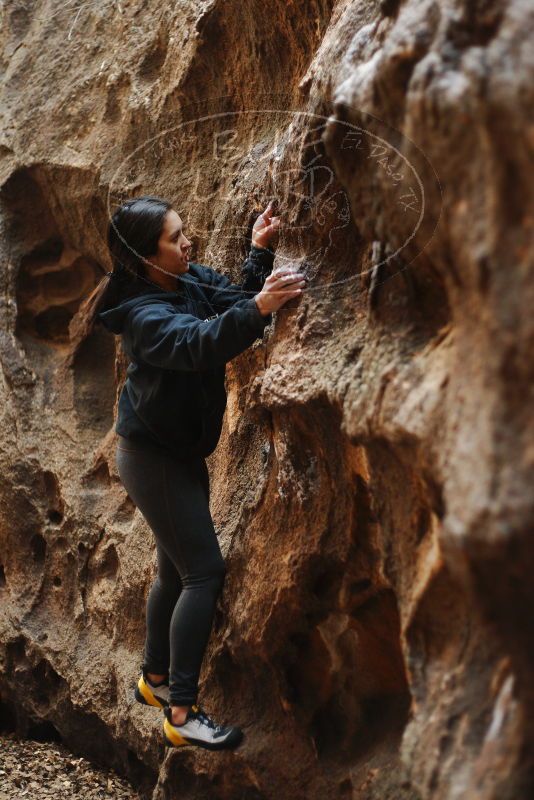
97, 271, 190, 335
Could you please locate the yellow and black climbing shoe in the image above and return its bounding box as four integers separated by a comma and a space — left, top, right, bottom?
134, 665, 170, 709
163, 703, 244, 750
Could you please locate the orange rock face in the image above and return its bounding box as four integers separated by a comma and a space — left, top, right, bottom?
0, 1, 532, 799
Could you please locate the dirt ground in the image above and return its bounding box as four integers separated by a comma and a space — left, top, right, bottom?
0, 732, 142, 800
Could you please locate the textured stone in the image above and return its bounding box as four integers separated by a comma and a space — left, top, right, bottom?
0, 1, 532, 799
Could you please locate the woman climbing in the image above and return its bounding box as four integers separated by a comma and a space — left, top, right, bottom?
83, 195, 306, 751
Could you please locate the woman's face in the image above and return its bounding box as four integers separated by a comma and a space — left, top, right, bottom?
149, 209, 192, 275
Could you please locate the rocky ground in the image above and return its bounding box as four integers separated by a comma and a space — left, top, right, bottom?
0, 732, 142, 800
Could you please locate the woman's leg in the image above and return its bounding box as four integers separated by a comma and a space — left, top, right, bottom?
115, 440, 225, 709
143, 542, 183, 678
160, 453, 226, 708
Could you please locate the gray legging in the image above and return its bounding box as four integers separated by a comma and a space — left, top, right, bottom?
115, 434, 226, 707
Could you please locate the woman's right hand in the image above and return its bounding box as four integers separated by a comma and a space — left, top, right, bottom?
254, 267, 307, 316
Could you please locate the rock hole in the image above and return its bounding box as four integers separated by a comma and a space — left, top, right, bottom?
312, 566, 342, 601
380, 0, 400, 15
89, 543, 119, 579
117, 495, 137, 519
416, 505, 431, 544
8, 5, 31, 38
16, 242, 100, 346
42, 471, 64, 525
138, 31, 168, 82
447, 9, 503, 48
32, 659, 63, 692
423, 472, 445, 520
27, 719, 62, 743
0, 700, 17, 733
34, 305, 72, 341
106, 671, 118, 707
84, 459, 111, 485
350, 578, 372, 593
30, 533, 46, 563
125, 748, 157, 797
7, 637, 27, 667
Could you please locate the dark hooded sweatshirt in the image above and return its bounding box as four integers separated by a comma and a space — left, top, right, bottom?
97, 245, 274, 460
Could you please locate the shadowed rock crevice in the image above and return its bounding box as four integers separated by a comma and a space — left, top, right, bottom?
0, 168, 102, 356
16, 239, 98, 345
284, 586, 411, 763
268, 432, 412, 764
138, 26, 169, 84
29, 532, 47, 565
162, 0, 338, 119
72, 323, 116, 440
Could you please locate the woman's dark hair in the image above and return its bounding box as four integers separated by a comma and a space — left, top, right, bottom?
78, 194, 172, 339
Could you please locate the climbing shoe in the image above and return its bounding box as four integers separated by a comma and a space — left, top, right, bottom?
134, 665, 170, 709
163, 703, 244, 750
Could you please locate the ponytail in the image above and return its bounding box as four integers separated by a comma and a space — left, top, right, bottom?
71, 195, 172, 348
69, 269, 115, 351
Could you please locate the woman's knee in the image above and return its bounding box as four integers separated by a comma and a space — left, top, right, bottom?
154, 574, 182, 598
205, 558, 227, 589
183, 559, 226, 590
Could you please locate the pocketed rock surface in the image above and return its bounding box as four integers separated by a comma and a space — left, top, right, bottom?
0, 1, 533, 799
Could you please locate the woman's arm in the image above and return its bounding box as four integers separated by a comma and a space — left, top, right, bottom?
191, 245, 275, 313
188, 201, 280, 314
242, 245, 276, 292
126, 296, 270, 372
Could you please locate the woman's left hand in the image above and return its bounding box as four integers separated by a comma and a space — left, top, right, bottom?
251, 201, 281, 250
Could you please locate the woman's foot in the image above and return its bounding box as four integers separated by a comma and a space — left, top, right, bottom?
147, 672, 167, 685
170, 705, 190, 726
135, 665, 170, 709
163, 703, 244, 750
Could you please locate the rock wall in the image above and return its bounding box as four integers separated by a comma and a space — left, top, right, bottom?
0, 1, 532, 799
